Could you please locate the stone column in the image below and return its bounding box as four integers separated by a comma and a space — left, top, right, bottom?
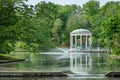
75, 35, 77, 48
70, 35, 73, 49
80, 55, 82, 68
86, 35, 88, 48
86, 55, 88, 68
70, 35, 72, 49
89, 35, 92, 48
70, 53, 73, 70
75, 55, 77, 68
80, 35, 82, 49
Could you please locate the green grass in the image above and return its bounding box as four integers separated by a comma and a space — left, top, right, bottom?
0, 54, 25, 63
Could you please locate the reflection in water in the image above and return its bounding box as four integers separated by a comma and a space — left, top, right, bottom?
70, 53, 92, 74
0, 77, 106, 80
0, 52, 70, 72
107, 78, 120, 80
57, 47, 108, 74
0, 51, 120, 80
0, 77, 120, 80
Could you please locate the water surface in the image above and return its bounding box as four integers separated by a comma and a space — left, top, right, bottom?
0, 48, 120, 80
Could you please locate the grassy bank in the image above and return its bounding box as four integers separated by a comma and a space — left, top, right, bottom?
109, 55, 120, 59
0, 54, 25, 64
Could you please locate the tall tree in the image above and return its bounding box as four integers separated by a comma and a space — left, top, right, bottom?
100, 1, 120, 19
101, 15, 120, 55
35, 1, 58, 28
82, 0, 100, 16
16, 17, 54, 52
66, 14, 89, 33
0, 0, 18, 25
92, 1, 120, 47
0, 0, 28, 53
58, 5, 80, 26
52, 18, 63, 45
0, 0, 35, 53
82, 0, 100, 42
64, 13, 90, 45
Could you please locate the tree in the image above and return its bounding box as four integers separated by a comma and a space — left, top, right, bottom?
82, 0, 100, 36
0, 0, 29, 53
35, 1, 58, 19
66, 14, 89, 33
101, 15, 120, 55
82, 0, 100, 16
15, 17, 54, 52
35, 1, 58, 28
64, 13, 90, 45
92, 1, 120, 47
0, 0, 37, 53
35, 1, 59, 41
52, 18, 63, 45
100, 1, 120, 19
0, 0, 19, 26
58, 5, 80, 27
0, 25, 17, 53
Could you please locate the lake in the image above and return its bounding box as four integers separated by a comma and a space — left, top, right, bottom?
0, 48, 120, 80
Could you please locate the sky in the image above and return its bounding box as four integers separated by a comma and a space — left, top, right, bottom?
26, 0, 120, 6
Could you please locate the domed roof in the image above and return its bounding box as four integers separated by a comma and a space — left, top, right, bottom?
71, 29, 91, 35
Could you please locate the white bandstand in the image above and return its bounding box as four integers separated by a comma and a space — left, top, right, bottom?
70, 29, 92, 74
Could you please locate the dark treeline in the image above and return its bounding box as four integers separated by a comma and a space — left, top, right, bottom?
0, 0, 120, 55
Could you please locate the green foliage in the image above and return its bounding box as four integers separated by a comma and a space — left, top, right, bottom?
0, 0, 54, 53
101, 15, 120, 55
0, 54, 22, 60
0, 0, 32, 53
56, 5, 80, 46
52, 18, 63, 45
52, 18, 63, 34
0, 25, 18, 53
58, 5, 80, 25
35, 1, 58, 19
0, 0, 120, 55
82, 0, 100, 16
0, 0, 16, 25
100, 1, 120, 18
15, 17, 54, 52
82, 0, 101, 45
66, 14, 88, 33
0, 0, 30, 26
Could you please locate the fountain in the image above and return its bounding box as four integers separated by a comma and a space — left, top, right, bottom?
57, 47, 70, 59
58, 29, 107, 74
49, 29, 108, 76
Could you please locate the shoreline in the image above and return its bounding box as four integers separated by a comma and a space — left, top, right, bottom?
0, 54, 26, 64
0, 71, 67, 77
109, 55, 120, 59
0, 59, 25, 64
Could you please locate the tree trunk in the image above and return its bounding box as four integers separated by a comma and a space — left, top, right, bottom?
58, 32, 61, 45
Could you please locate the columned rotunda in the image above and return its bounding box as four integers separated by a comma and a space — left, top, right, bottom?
70, 29, 92, 50
70, 29, 92, 74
